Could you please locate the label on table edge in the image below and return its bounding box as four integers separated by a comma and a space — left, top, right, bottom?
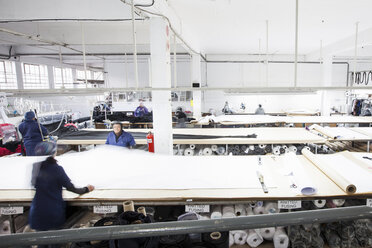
0, 207, 24, 215
185, 205, 210, 213
278, 200, 302, 209
93, 205, 118, 214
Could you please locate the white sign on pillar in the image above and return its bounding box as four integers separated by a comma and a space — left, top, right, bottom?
192, 53, 202, 120
150, 17, 173, 155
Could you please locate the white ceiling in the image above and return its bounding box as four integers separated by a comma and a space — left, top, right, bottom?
0, 0, 372, 58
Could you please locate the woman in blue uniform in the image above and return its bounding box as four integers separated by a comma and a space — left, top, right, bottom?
105, 122, 136, 148
29, 142, 94, 248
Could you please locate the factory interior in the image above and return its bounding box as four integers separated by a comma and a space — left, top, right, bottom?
1, 0, 372, 247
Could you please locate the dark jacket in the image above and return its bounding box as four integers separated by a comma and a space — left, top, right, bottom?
29, 157, 88, 231
105, 131, 136, 148
18, 120, 48, 156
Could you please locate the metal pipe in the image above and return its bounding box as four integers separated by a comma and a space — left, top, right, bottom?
58, 46, 65, 88
80, 23, 88, 88
294, 0, 299, 87
173, 33, 177, 88
353, 22, 359, 85
131, 0, 139, 89
265, 20, 269, 86
0, 206, 371, 247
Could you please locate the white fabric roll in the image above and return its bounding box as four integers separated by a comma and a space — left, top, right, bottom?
203, 147, 213, 156
216, 146, 226, 155
249, 145, 255, 150
288, 145, 297, 153
229, 232, 234, 247
233, 230, 248, 245
260, 227, 275, 240
273, 146, 281, 155
222, 205, 235, 218
211, 145, 218, 151
246, 229, 264, 248
332, 199, 345, 207
245, 206, 254, 216
313, 199, 326, 208
184, 148, 195, 156
273, 227, 289, 248
178, 149, 185, 156
189, 144, 196, 150
259, 144, 266, 149
265, 202, 279, 214
253, 206, 268, 215
234, 204, 246, 217
173, 149, 178, 155
211, 205, 222, 219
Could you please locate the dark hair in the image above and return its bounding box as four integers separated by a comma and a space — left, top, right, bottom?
112, 122, 123, 129
40, 156, 57, 169
259, 104, 262, 108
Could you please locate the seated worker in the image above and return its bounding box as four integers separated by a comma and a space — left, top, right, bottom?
175, 107, 187, 128
222, 101, 233, 114
106, 121, 136, 148
255, 104, 265, 115
18, 111, 48, 156
134, 101, 149, 117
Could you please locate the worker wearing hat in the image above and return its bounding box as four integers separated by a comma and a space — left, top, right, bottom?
18, 111, 48, 156
29, 141, 94, 242
105, 121, 136, 148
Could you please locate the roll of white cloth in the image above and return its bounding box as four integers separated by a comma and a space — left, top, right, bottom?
233, 230, 248, 245
246, 229, 264, 248
273, 227, 289, 248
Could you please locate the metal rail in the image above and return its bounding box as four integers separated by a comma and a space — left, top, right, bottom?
0, 206, 371, 247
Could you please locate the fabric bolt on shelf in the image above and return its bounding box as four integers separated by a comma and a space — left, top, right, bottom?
202, 232, 229, 248
259, 227, 275, 240
234, 204, 246, 217
233, 230, 248, 245
210, 205, 222, 219
264, 202, 279, 214
229, 232, 234, 247
222, 205, 235, 218
273, 227, 289, 248
246, 229, 263, 248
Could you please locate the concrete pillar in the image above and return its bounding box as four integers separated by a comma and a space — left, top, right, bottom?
320, 56, 333, 116
14, 61, 24, 89
150, 17, 173, 155
47, 65, 54, 89
191, 53, 202, 119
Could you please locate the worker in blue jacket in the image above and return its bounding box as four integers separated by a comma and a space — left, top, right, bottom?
29, 142, 94, 247
105, 122, 136, 148
134, 102, 149, 117
18, 111, 48, 156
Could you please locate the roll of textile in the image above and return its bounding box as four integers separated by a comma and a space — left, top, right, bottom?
184, 148, 195, 156
240, 145, 247, 153
273, 146, 281, 156
249, 145, 255, 151
178, 149, 185, 156
291, 240, 307, 248
265, 202, 279, 214
210, 205, 222, 219
234, 204, 246, 217
288, 145, 297, 153
264, 145, 272, 154
279, 147, 286, 154
259, 144, 266, 149
202, 231, 229, 248
211, 145, 218, 152
246, 229, 263, 248
332, 199, 345, 207
313, 199, 326, 208
216, 146, 226, 155
189, 144, 196, 150
159, 234, 191, 248
273, 227, 289, 248
173, 149, 178, 155
198, 149, 203, 156
245, 206, 254, 216
259, 227, 275, 240
203, 147, 213, 156
233, 230, 248, 245
222, 205, 235, 218
253, 205, 268, 215
229, 232, 234, 247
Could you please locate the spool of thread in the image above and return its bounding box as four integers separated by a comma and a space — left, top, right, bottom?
203, 147, 213, 156
233, 230, 248, 245
189, 144, 196, 150
211, 205, 222, 219
229, 232, 234, 247
332, 199, 345, 207
123, 201, 134, 212
260, 227, 275, 240
253, 205, 268, 215
184, 148, 195, 156
273, 227, 289, 248
265, 202, 279, 214
216, 146, 226, 155
246, 229, 263, 248
234, 204, 246, 217
222, 205, 235, 218
137, 206, 146, 216
211, 145, 218, 152
313, 199, 326, 208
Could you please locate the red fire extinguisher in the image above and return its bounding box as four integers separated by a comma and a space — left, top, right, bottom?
147, 131, 154, 153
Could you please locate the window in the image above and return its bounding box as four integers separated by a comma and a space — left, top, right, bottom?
76, 69, 92, 88
23, 63, 49, 89
0, 61, 17, 89
54, 67, 73, 89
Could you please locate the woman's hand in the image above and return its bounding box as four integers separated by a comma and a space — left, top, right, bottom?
86, 185, 95, 192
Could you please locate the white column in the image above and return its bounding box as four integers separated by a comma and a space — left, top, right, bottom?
47, 65, 54, 89
320, 56, 333, 116
15, 61, 24, 89
192, 53, 202, 119
150, 17, 173, 155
